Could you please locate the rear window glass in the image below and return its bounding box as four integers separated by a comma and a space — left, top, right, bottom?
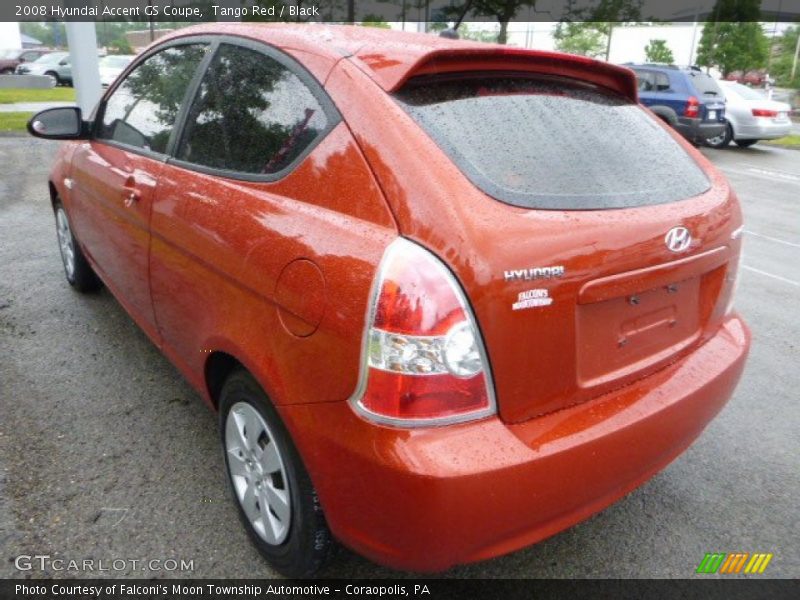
688, 71, 723, 97
725, 82, 766, 100
395, 75, 710, 210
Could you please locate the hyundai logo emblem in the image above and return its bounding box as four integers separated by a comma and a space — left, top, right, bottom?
665, 226, 692, 253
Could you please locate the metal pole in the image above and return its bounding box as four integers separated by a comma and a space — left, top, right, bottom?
688, 0, 701, 66
605, 24, 613, 61
64, 22, 102, 115
791, 30, 800, 82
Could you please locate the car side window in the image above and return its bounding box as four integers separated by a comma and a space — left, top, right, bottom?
96, 44, 207, 154
635, 71, 655, 92
176, 42, 328, 175
655, 73, 670, 91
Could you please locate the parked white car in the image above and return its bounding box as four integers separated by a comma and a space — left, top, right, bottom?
16, 51, 71, 85
707, 81, 792, 148
99, 54, 135, 87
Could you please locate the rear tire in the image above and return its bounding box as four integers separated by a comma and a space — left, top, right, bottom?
44, 70, 60, 86
54, 203, 101, 292
735, 139, 758, 148
219, 370, 333, 577
706, 122, 732, 149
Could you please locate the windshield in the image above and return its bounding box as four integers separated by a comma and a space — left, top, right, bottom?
35, 53, 66, 65
0, 49, 20, 59
100, 55, 132, 69
395, 74, 710, 210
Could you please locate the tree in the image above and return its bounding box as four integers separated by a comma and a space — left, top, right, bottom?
361, 16, 391, 28
21, 20, 191, 52
443, 1, 536, 45
554, 0, 642, 59
766, 25, 800, 88
108, 38, 134, 55
696, 0, 767, 76
644, 39, 675, 63
20, 22, 66, 48
554, 22, 606, 57
456, 23, 501, 43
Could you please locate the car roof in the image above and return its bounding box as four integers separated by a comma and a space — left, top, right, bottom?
155, 23, 638, 100
628, 64, 707, 74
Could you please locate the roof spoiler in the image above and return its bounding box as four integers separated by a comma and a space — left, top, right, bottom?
361, 47, 639, 103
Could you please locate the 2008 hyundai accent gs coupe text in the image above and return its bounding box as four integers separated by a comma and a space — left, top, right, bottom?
28, 24, 750, 576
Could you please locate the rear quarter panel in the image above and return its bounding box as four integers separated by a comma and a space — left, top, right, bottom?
149, 122, 397, 408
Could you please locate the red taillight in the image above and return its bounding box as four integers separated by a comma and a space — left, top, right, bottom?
351, 238, 495, 426
684, 96, 700, 118
752, 108, 778, 117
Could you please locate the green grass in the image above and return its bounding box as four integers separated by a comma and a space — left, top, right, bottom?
0, 87, 76, 104
0, 111, 33, 132
762, 135, 800, 148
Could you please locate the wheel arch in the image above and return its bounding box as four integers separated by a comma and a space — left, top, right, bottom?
648, 105, 679, 126
205, 351, 246, 411
48, 180, 58, 205
724, 117, 736, 138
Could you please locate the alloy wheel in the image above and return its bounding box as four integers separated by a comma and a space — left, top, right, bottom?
225, 402, 292, 545
56, 208, 75, 279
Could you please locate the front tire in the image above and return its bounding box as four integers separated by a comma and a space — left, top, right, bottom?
706, 122, 732, 149
54, 203, 101, 292
44, 70, 60, 86
219, 370, 333, 577
735, 139, 758, 148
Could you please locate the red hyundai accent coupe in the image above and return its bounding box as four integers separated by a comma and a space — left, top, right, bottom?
29, 24, 750, 576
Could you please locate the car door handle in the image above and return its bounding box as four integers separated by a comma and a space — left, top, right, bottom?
122, 175, 141, 208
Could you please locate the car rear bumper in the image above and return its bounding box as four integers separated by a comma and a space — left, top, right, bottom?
281, 315, 750, 572
735, 120, 792, 140
676, 117, 726, 143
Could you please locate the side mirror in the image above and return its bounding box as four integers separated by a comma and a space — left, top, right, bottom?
27, 107, 88, 140
59, 59, 69, 66
19, 57, 26, 63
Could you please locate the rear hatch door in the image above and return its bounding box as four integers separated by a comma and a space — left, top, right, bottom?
394, 73, 740, 423
688, 69, 727, 123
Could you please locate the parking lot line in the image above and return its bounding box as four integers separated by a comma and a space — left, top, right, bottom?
744, 230, 800, 249
742, 163, 800, 179
741, 264, 800, 287
719, 166, 800, 185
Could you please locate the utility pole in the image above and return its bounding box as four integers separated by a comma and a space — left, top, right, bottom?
688, 0, 701, 66
791, 30, 800, 82
149, 0, 155, 42
605, 24, 613, 61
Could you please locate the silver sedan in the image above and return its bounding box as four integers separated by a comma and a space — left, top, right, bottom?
706, 81, 792, 148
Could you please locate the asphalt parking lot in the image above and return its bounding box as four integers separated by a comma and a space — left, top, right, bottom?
0, 137, 798, 579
